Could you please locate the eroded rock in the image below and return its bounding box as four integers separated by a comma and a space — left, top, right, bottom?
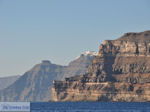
52, 31, 150, 102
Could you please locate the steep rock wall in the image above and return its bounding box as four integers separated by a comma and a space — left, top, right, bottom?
52, 31, 150, 102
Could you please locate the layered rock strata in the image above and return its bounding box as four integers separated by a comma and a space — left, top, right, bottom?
52, 31, 150, 102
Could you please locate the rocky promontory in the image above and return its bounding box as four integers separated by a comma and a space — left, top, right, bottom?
52, 31, 150, 102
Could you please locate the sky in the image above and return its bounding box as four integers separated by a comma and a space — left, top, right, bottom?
0, 0, 150, 77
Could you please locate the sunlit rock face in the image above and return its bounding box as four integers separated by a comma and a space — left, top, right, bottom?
52, 31, 150, 102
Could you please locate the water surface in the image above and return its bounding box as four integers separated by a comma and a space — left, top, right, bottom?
31, 102, 150, 112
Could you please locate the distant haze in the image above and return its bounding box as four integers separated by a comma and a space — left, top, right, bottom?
0, 0, 150, 76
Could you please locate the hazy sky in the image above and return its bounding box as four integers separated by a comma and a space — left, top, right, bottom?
0, 0, 150, 77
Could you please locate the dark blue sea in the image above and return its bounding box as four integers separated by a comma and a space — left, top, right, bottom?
31, 102, 150, 112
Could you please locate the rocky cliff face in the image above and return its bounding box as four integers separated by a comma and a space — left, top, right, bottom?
0, 52, 95, 101
52, 30, 150, 102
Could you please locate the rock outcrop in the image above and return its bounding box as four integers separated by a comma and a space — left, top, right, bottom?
52, 30, 150, 102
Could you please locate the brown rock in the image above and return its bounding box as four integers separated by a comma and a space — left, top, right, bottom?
52, 30, 150, 102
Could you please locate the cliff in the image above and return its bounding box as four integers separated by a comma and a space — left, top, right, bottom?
52, 30, 150, 102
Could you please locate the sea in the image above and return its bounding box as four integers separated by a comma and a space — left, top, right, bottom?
31, 102, 150, 112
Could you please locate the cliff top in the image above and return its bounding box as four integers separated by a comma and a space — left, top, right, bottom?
116, 30, 150, 42
81, 51, 98, 56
